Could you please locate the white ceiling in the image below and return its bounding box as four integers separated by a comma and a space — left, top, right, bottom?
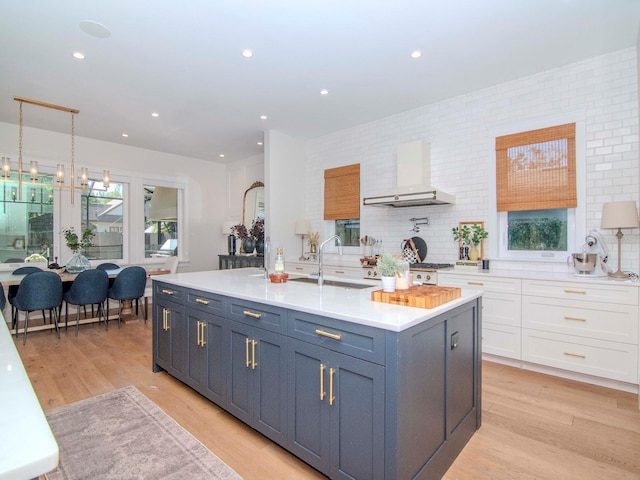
0, 0, 638, 163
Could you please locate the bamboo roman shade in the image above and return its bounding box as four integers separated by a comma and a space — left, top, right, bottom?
496, 123, 576, 212
324, 163, 360, 220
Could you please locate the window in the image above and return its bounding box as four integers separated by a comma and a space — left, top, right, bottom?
496, 123, 576, 259
81, 180, 124, 260
144, 185, 178, 258
324, 164, 360, 247
0, 173, 54, 262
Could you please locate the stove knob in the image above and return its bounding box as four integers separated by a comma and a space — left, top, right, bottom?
426, 274, 432, 283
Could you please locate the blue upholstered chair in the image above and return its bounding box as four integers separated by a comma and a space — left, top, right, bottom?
9, 266, 44, 328
107, 266, 147, 328
0, 283, 6, 313
10, 271, 63, 345
96, 263, 120, 270
63, 269, 109, 336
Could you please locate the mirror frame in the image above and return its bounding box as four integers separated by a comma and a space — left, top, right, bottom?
242, 181, 264, 227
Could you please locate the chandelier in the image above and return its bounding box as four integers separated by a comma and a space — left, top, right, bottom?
0, 96, 110, 204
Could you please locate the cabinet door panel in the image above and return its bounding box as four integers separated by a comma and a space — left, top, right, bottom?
447, 306, 476, 434
330, 352, 385, 480
206, 316, 227, 406
187, 312, 207, 389
228, 325, 253, 424
288, 340, 330, 471
153, 300, 171, 370
253, 329, 287, 441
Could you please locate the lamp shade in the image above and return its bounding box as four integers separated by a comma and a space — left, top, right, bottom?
221, 220, 236, 236
600, 201, 639, 229
295, 220, 310, 235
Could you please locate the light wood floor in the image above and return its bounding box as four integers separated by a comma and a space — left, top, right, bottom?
14, 319, 640, 480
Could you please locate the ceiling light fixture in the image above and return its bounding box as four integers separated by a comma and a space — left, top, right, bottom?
260, 115, 267, 120
72, 52, 85, 60
151, 112, 160, 117
3, 96, 110, 204
410, 50, 422, 59
320, 89, 329, 95
257, 141, 263, 146
122, 133, 129, 138
241, 49, 253, 58
219, 154, 225, 158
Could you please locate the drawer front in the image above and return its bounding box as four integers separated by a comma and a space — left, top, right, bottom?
482, 323, 521, 359
288, 310, 385, 365
482, 292, 521, 327
522, 279, 639, 306
439, 273, 521, 295
227, 298, 286, 334
288, 263, 318, 275
186, 289, 224, 315
154, 281, 185, 303
522, 329, 639, 383
522, 296, 638, 344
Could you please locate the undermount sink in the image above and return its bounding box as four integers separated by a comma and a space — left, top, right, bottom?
288, 276, 373, 290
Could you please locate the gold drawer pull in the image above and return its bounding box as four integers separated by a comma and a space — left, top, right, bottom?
295, 267, 304, 271
563, 351, 586, 359
243, 310, 262, 319
564, 289, 586, 294
161, 289, 175, 295
319, 363, 326, 400
468, 281, 484, 286
564, 315, 586, 322
245, 338, 251, 367
329, 367, 336, 406
195, 298, 210, 305
315, 329, 341, 340
334, 270, 345, 274
251, 340, 258, 369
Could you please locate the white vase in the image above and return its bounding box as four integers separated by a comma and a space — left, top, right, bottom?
381, 275, 396, 293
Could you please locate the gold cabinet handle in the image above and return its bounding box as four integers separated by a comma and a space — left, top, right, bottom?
564, 289, 586, 294
563, 351, 586, 359
564, 315, 587, 322
468, 281, 484, 286
196, 321, 201, 346
243, 310, 262, 319
334, 270, 345, 274
315, 329, 341, 341
161, 289, 175, 295
251, 340, 258, 369
329, 367, 336, 406
245, 338, 251, 368
295, 267, 304, 271
163, 308, 170, 331
199, 322, 206, 346
320, 363, 326, 401
195, 298, 210, 305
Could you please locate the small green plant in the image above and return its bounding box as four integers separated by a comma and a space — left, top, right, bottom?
452, 223, 488, 246
62, 227, 94, 253
376, 253, 400, 277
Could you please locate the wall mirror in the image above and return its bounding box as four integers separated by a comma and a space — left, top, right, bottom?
242, 181, 264, 227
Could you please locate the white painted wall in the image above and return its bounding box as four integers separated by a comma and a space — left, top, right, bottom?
0, 122, 227, 272
302, 47, 639, 274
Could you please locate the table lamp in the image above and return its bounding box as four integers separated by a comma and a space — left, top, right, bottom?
295, 220, 310, 260
222, 221, 237, 255
600, 200, 639, 280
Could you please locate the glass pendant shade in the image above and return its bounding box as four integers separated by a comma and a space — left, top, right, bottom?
56, 164, 65, 184
29, 160, 38, 181
1, 157, 10, 178
80, 167, 89, 186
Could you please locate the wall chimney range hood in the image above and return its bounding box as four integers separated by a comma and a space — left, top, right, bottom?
362, 141, 455, 207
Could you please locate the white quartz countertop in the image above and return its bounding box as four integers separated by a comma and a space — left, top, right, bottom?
438, 267, 640, 286
155, 268, 481, 332
0, 315, 59, 479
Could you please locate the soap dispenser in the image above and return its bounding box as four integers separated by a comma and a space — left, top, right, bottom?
274, 247, 285, 274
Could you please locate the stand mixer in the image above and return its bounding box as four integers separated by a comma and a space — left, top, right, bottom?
577, 230, 610, 276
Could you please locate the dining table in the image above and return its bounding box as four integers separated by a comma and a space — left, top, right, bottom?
0, 267, 171, 335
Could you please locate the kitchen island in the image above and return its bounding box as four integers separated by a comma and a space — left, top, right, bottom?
152, 268, 482, 480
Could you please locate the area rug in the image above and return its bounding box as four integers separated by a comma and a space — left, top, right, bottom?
45, 385, 243, 480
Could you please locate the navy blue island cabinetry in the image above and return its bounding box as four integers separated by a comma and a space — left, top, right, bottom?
152, 271, 481, 480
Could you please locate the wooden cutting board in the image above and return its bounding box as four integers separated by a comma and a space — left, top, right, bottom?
371, 285, 461, 309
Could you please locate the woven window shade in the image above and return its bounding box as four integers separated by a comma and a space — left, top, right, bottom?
324, 163, 360, 220
496, 123, 576, 212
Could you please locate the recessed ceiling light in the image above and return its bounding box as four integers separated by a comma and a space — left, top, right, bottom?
257, 141, 263, 146
320, 89, 329, 95
260, 115, 267, 120
79, 20, 111, 39
219, 154, 225, 158
122, 133, 129, 138
410, 50, 422, 59
151, 112, 159, 117
72, 52, 85, 60
241, 49, 253, 58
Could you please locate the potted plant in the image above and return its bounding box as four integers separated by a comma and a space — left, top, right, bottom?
452, 223, 488, 260
307, 231, 319, 254
249, 218, 265, 255
233, 224, 255, 254
376, 253, 400, 292
62, 227, 95, 272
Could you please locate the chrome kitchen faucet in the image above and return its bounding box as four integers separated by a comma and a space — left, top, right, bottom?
317, 234, 343, 287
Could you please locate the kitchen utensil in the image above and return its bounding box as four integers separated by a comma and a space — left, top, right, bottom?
402, 237, 427, 263
569, 253, 597, 274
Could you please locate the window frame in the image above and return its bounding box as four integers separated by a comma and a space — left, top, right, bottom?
488, 111, 586, 262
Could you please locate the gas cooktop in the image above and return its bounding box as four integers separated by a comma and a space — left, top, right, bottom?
410, 263, 454, 270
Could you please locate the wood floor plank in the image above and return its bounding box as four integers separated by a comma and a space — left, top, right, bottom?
15, 319, 639, 480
